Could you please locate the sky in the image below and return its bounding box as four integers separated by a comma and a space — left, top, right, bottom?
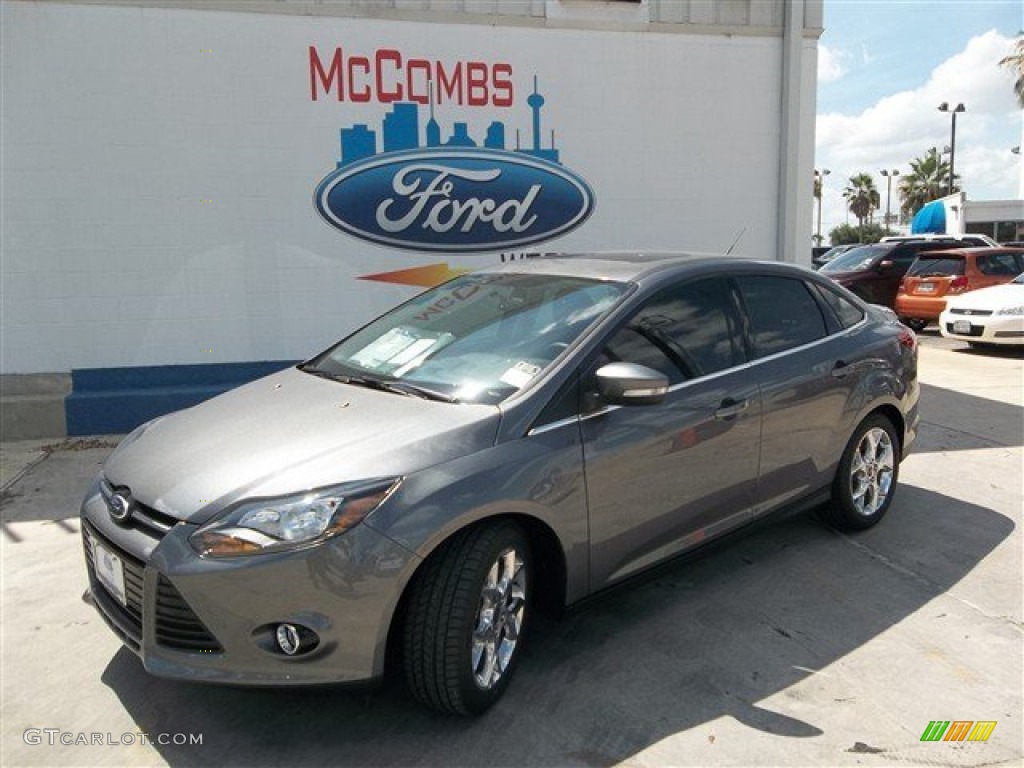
814, 0, 1022, 239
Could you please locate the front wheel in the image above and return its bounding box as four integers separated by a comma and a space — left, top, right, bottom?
821, 414, 900, 531
403, 521, 530, 715
901, 317, 928, 333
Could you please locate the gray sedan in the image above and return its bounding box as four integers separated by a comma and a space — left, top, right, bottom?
81, 253, 919, 714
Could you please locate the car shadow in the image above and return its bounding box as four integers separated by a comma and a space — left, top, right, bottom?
952, 345, 1024, 359
917, 328, 1024, 359
916, 383, 1023, 451
100, 484, 1013, 767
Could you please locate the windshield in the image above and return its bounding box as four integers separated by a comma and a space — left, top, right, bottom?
821, 245, 889, 273
820, 246, 849, 261
305, 272, 627, 405
907, 256, 965, 277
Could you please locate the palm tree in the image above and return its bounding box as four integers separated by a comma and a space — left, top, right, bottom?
999, 37, 1024, 109
899, 148, 955, 219
842, 173, 880, 241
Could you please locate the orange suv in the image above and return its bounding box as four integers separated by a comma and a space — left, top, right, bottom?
895, 247, 1024, 331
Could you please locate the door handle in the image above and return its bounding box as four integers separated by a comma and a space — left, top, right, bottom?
714, 397, 749, 420
831, 360, 852, 379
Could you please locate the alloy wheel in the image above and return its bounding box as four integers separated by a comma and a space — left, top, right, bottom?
471, 547, 527, 690
849, 426, 895, 516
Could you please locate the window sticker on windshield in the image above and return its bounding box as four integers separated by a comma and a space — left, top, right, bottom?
351, 328, 452, 371
500, 361, 542, 389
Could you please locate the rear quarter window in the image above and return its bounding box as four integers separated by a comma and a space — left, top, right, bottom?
976, 253, 1021, 276
812, 283, 865, 329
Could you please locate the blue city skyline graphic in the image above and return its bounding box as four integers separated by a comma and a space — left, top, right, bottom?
337, 76, 562, 167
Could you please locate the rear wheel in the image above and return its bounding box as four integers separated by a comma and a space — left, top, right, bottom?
901, 318, 928, 333
403, 521, 530, 715
821, 414, 900, 531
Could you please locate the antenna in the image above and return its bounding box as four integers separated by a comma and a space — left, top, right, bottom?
725, 225, 747, 256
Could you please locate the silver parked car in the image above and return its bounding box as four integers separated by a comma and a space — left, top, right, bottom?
81, 254, 920, 715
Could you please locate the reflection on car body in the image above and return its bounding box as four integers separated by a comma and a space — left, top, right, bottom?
81, 253, 919, 715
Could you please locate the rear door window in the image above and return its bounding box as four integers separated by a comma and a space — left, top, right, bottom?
735, 276, 828, 358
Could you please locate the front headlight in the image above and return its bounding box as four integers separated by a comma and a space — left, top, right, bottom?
996, 305, 1024, 316
190, 479, 400, 557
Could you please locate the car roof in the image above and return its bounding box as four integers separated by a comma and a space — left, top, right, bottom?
913, 246, 1024, 257
846, 242, 896, 252
476, 252, 810, 284
881, 234, 991, 242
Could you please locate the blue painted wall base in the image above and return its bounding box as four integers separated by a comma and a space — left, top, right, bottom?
66, 361, 298, 436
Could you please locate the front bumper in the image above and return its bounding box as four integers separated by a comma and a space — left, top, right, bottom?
81, 482, 419, 685
938, 311, 1024, 346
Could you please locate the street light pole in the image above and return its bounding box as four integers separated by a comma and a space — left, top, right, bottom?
938, 102, 965, 196
814, 168, 830, 244
880, 169, 899, 228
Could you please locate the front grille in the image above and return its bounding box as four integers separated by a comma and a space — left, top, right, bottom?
155, 576, 222, 653
945, 322, 984, 337
100, 479, 181, 538
949, 308, 993, 317
132, 503, 180, 537
83, 521, 223, 655
83, 521, 144, 649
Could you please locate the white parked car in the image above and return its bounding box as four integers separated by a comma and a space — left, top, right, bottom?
939, 273, 1024, 347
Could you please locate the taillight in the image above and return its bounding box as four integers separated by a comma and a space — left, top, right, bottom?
898, 328, 918, 351
949, 276, 969, 293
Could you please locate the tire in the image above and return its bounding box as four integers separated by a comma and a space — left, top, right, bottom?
902, 318, 928, 333
821, 414, 900, 531
403, 521, 530, 715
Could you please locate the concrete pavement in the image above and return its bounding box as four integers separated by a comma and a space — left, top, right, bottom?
1, 337, 1021, 767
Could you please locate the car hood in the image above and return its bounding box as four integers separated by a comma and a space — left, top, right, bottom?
103, 367, 499, 523
945, 283, 1024, 311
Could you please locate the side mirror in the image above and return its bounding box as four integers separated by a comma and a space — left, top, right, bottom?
878, 259, 895, 271
595, 362, 669, 406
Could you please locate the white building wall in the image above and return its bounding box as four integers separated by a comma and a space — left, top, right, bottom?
2, 1, 819, 374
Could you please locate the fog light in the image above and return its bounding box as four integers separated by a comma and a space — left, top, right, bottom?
272, 623, 319, 656
276, 624, 301, 656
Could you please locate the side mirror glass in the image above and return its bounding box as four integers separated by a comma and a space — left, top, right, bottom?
595, 362, 669, 406
878, 259, 895, 271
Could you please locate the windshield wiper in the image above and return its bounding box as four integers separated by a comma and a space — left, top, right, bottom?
378, 381, 458, 403
297, 363, 350, 382
300, 364, 456, 402
350, 376, 457, 403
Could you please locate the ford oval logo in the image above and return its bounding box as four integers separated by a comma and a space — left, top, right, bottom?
314, 149, 595, 253
108, 489, 133, 524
